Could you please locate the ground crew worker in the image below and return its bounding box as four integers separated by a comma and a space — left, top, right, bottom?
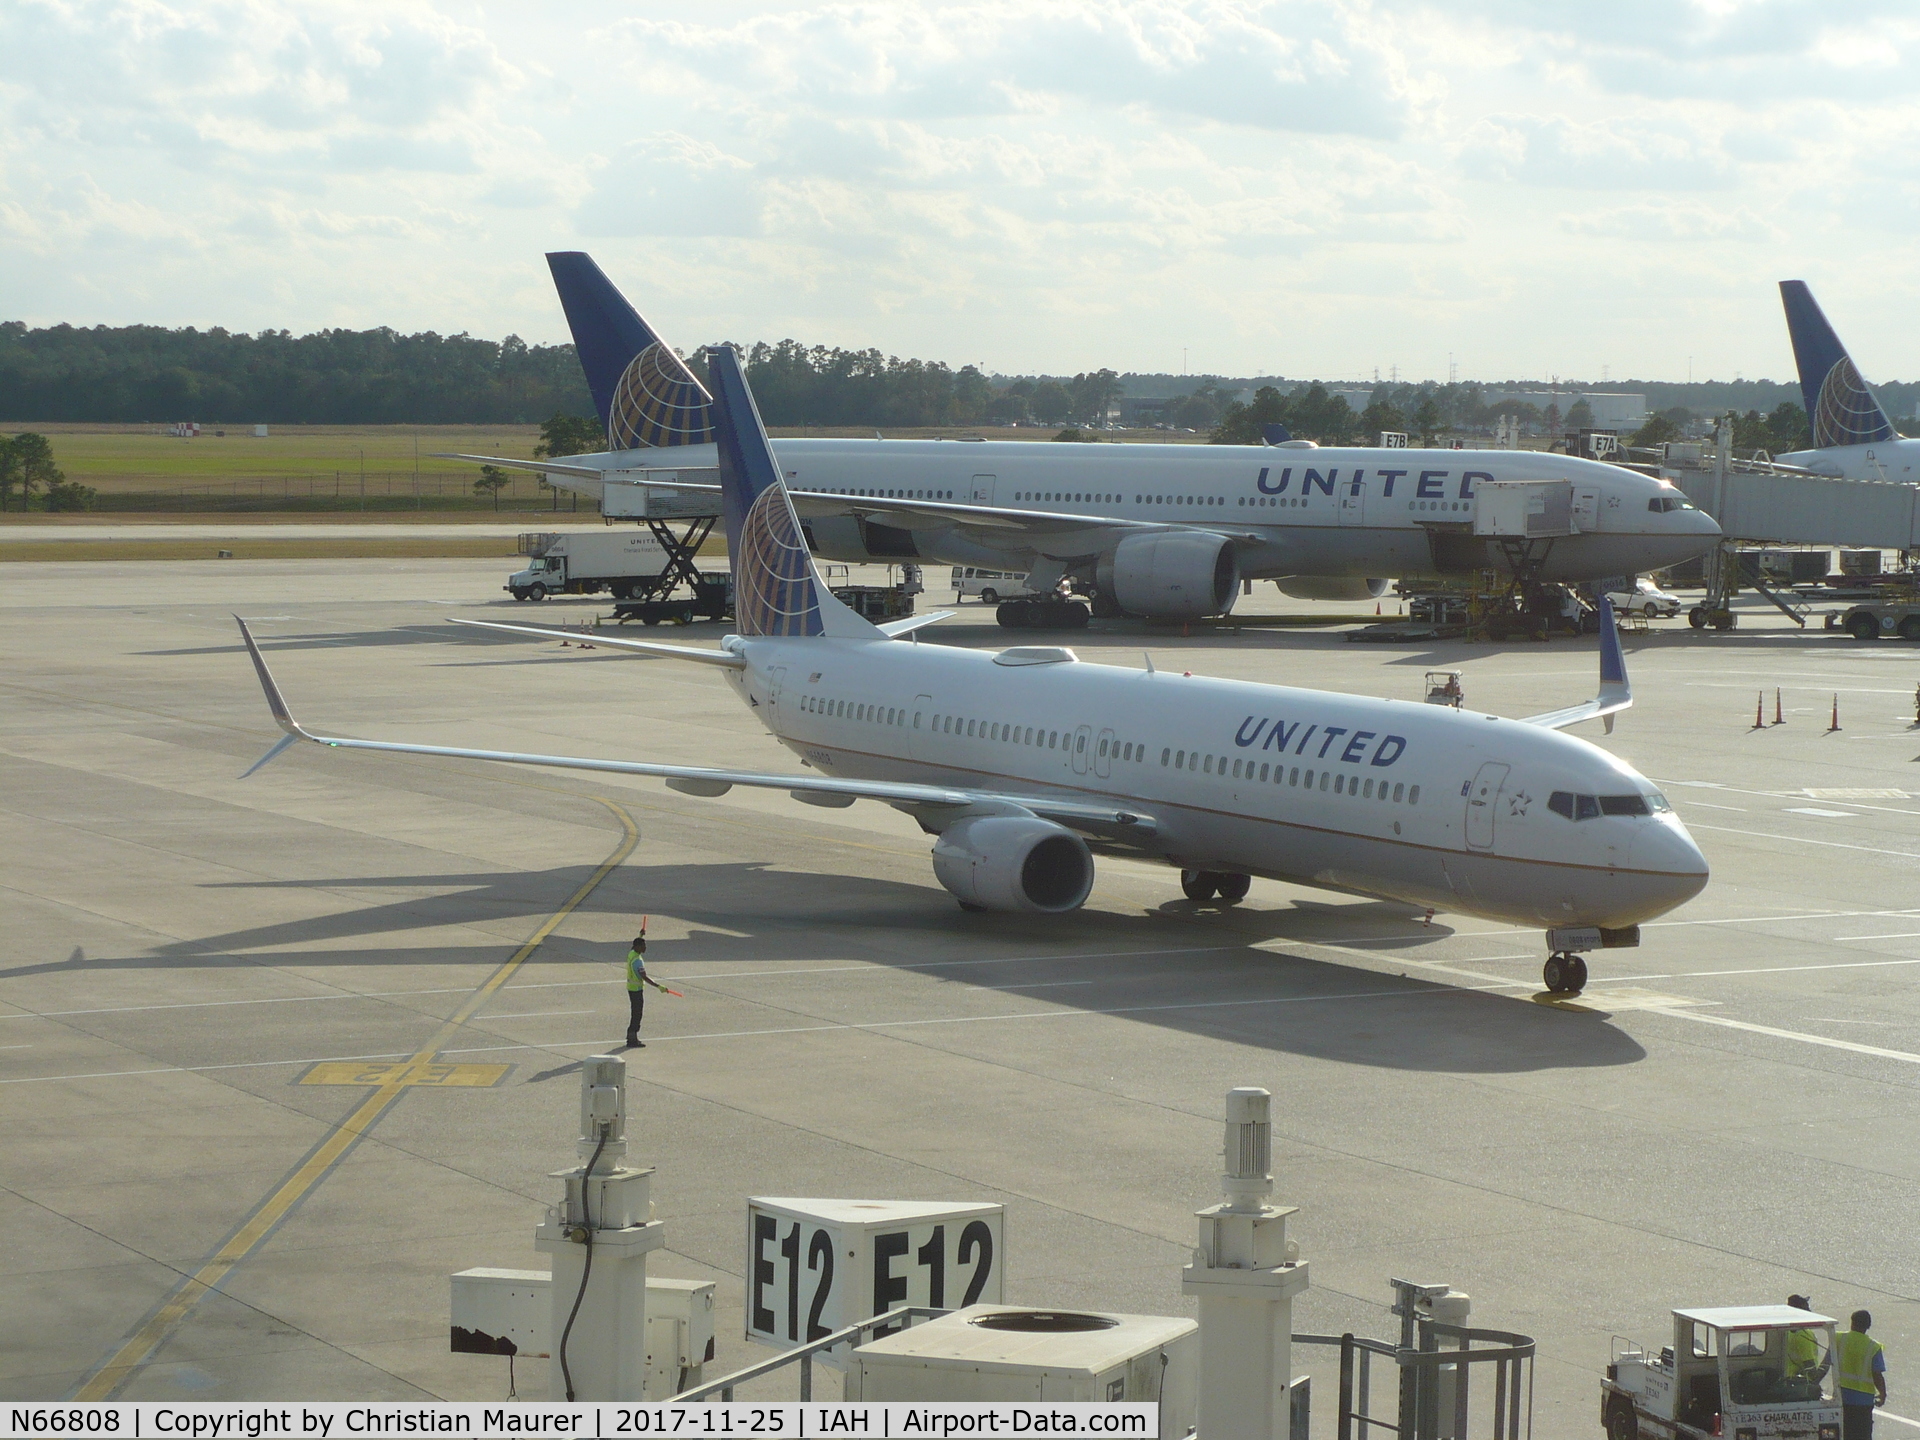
624, 934, 657, 1048
1837, 1309, 1888, 1439
1786, 1294, 1826, 1381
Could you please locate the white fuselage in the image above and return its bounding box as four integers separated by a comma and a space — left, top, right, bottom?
721, 632, 1709, 929
1776, 437, 1920, 483
571, 439, 1722, 584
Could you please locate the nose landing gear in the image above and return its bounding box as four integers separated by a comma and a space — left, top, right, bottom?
1542, 952, 1588, 995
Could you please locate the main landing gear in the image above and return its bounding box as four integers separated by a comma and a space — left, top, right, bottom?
1181, 870, 1251, 903
1542, 952, 1588, 995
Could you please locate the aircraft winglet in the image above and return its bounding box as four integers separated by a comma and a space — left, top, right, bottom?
1521, 597, 1631, 733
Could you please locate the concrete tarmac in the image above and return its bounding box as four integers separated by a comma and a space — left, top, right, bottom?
3, 557, 1917, 1428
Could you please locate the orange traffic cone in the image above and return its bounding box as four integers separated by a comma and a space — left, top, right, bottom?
1828, 694, 1841, 732
1774, 689, 1784, 725
1752, 691, 1765, 729
1376, 602, 1382, 615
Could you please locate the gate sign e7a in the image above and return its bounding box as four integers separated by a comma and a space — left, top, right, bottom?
745, 1198, 1005, 1365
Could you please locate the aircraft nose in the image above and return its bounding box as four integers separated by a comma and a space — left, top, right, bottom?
1678, 505, 1722, 538
1631, 818, 1710, 908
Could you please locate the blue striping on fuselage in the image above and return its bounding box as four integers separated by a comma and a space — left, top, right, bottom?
1235, 715, 1406, 766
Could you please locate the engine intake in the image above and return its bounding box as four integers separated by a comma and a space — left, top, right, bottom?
1098, 531, 1239, 620
930, 816, 1095, 914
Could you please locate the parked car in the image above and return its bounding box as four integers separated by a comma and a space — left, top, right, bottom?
1606, 577, 1682, 619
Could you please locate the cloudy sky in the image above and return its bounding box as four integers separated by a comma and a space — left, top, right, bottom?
2, 0, 1915, 382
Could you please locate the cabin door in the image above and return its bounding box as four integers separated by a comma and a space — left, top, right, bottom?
1338, 473, 1366, 526
1572, 485, 1600, 532
765, 667, 787, 732
909, 693, 937, 761
1070, 724, 1093, 775
1465, 761, 1510, 850
971, 474, 997, 504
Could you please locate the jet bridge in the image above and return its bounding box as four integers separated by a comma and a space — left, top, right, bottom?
1656, 420, 1918, 630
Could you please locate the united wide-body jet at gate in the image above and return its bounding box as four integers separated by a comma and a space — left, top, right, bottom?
241, 349, 1710, 995
440, 253, 1721, 623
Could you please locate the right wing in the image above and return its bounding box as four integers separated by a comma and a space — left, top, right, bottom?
435, 451, 1266, 558
234, 619, 1159, 845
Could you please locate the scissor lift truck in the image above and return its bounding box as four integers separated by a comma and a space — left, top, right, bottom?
1602, 1305, 1840, 1440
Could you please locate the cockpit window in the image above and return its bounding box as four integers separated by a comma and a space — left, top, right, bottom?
1552, 789, 1666, 820
1647, 497, 1695, 513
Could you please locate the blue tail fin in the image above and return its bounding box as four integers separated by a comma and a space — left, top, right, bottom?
545, 251, 714, 451
704, 346, 875, 640
1778, 280, 1896, 449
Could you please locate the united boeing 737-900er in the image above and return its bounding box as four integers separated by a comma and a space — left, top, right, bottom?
443, 253, 1721, 625
243, 346, 1710, 996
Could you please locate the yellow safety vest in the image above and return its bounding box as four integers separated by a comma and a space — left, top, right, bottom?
1836, 1331, 1883, 1395
626, 949, 647, 992
1786, 1328, 1822, 1373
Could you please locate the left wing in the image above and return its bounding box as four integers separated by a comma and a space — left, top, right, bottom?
1520, 598, 1631, 732
233, 618, 1158, 843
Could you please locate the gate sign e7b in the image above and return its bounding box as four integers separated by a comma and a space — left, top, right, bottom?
745, 1198, 1005, 1365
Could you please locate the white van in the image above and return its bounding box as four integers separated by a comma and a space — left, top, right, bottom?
951, 567, 1036, 603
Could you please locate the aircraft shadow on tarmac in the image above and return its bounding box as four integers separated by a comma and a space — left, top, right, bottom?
12, 861, 1646, 1076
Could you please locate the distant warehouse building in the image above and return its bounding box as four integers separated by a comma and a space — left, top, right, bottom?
1485, 390, 1647, 430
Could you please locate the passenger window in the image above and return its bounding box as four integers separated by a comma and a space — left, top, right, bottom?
1204, 755, 1213, 773
1259, 763, 1269, 781
1175, 750, 1185, 768
1392, 782, 1404, 801
1409, 785, 1420, 804
1230, 759, 1240, 778
1363, 778, 1373, 798
1076, 735, 1086, 753
1549, 791, 1574, 820
1099, 739, 1108, 757
967, 719, 976, 737
1289, 768, 1299, 786
1576, 795, 1601, 821
1334, 774, 1344, 794
1600, 795, 1650, 816
1049, 732, 1058, 748
1162, 748, 1171, 765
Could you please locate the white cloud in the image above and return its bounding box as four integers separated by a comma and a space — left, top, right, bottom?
0, 0, 1914, 379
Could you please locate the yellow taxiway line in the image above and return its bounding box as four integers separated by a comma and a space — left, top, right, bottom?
70, 797, 638, 1401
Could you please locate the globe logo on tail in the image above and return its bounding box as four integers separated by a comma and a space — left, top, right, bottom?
1813, 357, 1895, 449
734, 485, 823, 637
608, 342, 715, 450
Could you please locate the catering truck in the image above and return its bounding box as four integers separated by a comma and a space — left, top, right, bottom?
508, 531, 668, 601
1602, 1304, 1841, 1440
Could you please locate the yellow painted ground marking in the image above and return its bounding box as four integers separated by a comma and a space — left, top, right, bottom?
298, 1061, 512, 1088
71, 797, 637, 1401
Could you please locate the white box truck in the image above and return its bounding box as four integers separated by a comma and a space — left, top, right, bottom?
508, 531, 670, 601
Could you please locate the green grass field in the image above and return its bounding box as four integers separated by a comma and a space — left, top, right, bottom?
9, 423, 545, 490
0, 421, 1209, 516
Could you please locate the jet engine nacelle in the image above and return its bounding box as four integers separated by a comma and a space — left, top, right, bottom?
930, 815, 1094, 914
1099, 531, 1239, 620
1272, 576, 1392, 602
